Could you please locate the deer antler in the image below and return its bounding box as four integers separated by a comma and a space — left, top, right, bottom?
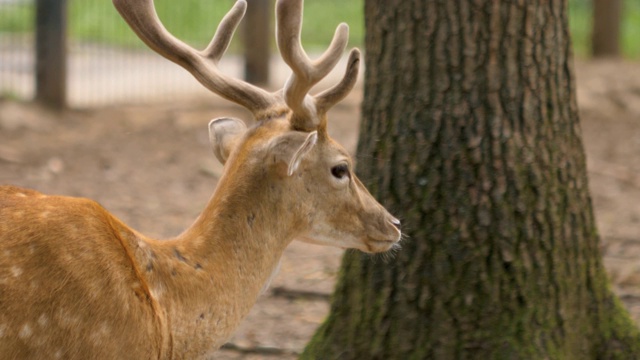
314, 48, 361, 116
276, 0, 360, 130
112, 0, 278, 114
114, 0, 360, 131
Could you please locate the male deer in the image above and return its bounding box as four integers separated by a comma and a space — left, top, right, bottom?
0, 0, 401, 358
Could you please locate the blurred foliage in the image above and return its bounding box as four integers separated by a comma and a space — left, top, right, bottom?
0, 0, 637, 58
0, 0, 363, 51
569, 0, 640, 58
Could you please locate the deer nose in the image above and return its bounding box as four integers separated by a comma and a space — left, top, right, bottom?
390, 218, 401, 230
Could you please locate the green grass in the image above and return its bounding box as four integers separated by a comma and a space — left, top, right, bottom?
569, 0, 640, 58
621, 0, 640, 58
0, 3, 32, 33
568, 0, 592, 57
70, 0, 241, 48
0, 0, 363, 50
0, 0, 636, 58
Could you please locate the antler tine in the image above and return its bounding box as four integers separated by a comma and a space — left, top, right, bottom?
276, 0, 349, 128
203, 1, 245, 62
113, 0, 277, 114
315, 48, 361, 116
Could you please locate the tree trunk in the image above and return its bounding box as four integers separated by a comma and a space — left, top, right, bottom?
592, 0, 622, 58
243, 0, 271, 85
302, 0, 640, 359
35, 0, 67, 109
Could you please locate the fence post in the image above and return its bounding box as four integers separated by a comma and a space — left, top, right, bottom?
35, 0, 67, 109
243, 0, 271, 86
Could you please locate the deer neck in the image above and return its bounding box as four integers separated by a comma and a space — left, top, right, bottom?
134, 169, 300, 353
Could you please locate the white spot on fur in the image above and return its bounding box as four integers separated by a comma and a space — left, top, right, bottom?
57, 308, 80, 328
99, 322, 110, 334
18, 323, 32, 339
38, 314, 48, 327
90, 322, 111, 345
29, 280, 39, 290
0, 323, 6, 337
11, 266, 22, 278
150, 284, 164, 300
15, 192, 27, 198
54, 350, 62, 359
61, 253, 74, 264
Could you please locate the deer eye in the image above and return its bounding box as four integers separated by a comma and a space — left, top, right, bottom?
331, 164, 350, 180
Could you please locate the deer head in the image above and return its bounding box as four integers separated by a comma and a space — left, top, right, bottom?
113, 0, 402, 253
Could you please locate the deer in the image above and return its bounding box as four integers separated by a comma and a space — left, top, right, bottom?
0, 0, 401, 358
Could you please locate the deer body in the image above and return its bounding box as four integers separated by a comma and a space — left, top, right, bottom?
0, 0, 401, 358
0, 181, 275, 358
0, 186, 166, 359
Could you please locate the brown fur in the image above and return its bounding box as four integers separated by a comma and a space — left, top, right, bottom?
0, 118, 400, 358
0, 0, 401, 358
0, 186, 167, 359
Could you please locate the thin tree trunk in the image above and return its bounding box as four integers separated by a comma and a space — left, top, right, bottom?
35, 0, 67, 109
592, 0, 622, 58
302, 0, 640, 358
243, 0, 271, 85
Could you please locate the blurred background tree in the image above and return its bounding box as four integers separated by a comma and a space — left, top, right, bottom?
592, 0, 622, 57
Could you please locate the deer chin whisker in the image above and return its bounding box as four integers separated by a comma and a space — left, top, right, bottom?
364, 243, 402, 264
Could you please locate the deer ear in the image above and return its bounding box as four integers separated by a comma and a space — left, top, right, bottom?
269, 131, 318, 176
208, 117, 247, 164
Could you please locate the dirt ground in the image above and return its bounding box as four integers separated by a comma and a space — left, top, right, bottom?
1, 60, 639, 358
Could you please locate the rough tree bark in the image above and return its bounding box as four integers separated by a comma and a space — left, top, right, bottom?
302, 0, 640, 359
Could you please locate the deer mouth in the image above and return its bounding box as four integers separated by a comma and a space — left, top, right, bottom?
360, 218, 402, 253
364, 238, 400, 253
